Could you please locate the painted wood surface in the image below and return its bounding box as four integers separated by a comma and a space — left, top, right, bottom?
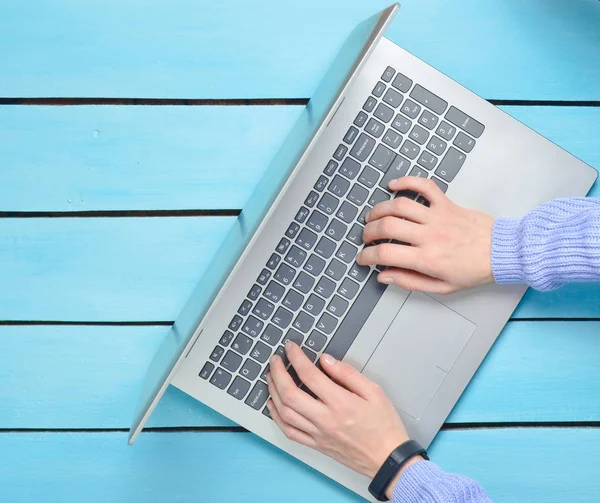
0, 105, 598, 212
1, 322, 600, 429
1, 429, 599, 502
2, 0, 600, 99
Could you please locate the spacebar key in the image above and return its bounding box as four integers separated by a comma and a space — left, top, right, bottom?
322, 272, 387, 362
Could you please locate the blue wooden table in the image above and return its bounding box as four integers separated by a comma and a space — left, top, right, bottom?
1, 1, 600, 501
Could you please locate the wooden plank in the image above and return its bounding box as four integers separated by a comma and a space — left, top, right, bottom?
2, 1, 600, 99
0, 217, 598, 321
2, 322, 599, 428
0, 105, 598, 212
0, 429, 599, 502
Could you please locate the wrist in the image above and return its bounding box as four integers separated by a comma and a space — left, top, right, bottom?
383, 455, 424, 500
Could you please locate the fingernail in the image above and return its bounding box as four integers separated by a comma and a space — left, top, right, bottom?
285, 340, 293, 351
266, 373, 271, 383
322, 354, 336, 365
270, 355, 279, 365
380, 275, 393, 284
266, 400, 272, 411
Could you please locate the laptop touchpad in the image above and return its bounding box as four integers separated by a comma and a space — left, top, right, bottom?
361, 292, 476, 419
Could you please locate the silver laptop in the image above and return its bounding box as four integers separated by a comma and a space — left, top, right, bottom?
129, 4, 597, 501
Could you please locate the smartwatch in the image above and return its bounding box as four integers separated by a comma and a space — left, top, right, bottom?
368, 440, 428, 501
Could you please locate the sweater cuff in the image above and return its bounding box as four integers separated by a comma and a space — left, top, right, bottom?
490, 217, 525, 285
392, 461, 447, 502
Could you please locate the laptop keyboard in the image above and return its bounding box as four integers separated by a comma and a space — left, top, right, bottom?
198, 65, 485, 416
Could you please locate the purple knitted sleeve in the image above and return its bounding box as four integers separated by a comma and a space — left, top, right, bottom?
491, 197, 600, 290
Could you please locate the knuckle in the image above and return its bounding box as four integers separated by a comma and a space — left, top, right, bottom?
280, 385, 298, 407
279, 406, 295, 424
393, 197, 409, 212
375, 243, 395, 264
379, 216, 397, 236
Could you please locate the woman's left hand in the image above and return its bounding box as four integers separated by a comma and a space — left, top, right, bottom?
266, 341, 414, 481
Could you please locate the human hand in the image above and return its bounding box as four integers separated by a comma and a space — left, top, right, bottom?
266, 342, 420, 498
356, 176, 494, 294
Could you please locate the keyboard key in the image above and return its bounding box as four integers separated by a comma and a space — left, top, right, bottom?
266, 253, 281, 270
264, 281, 285, 303
348, 184, 369, 206
426, 136, 447, 156
274, 345, 288, 365
296, 228, 317, 251
435, 121, 457, 141
222, 350, 243, 372
238, 299, 253, 316
401, 99, 421, 119
315, 236, 336, 259
346, 223, 364, 245
242, 316, 264, 338
363, 96, 377, 112
229, 315, 243, 331
210, 345, 225, 362
431, 177, 448, 193
228, 375, 251, 399
382, 128, 402, 149
306, 331, 327, 352
257, 269, 271, 285
275, 263, 296, 286
409, 166, 429, 178
253, 298, 275, 321
357, 206, 371, 225
354, 111, 368, 128
379, 155, 411, 190
338, 277, 360, 300
327, 295, 349, 317
293, 271, 315, 294
295, 206, 310, 223
333, 144, 348, 161
316, 312, 338, 335
369, 144, 395, 172
453, 132, 476, 153
349, 262, 370, 281
369, 188, 391, 207
374, 103, 394, 123
325, 258, 346, 280
382, 66, 396, 82
365, 118, 385, 138
323, 160, 338, 177
445, 106, 484, 138
283, 289, 304, 311
199, 361, 214, 380
382, 88, 403, 108
409, 124, 430, 145
285, 245, 307, 268
391, 114, 411, 134
358, 166, 380, 189
210, 367, 232, 390
250, 340, 272, 364
314, 175, 328, 192
307, 210, 328, 232
416, 195, 430, 207
350, 133, 376, 162
276, 238, 291, 255
436, 147, 466, 182
328, 175, 351, 197
391, 72, 413, 92
272, 306, 293, 329
400, 139, 420, 160
339, 157, 360, 180
261, 324, 283, 346
245, 381, 269, 410
417, 151, 437, 170
336, 201, 358, 224
315, 277, 336, 298
283, 328, 304, 346
304, 253, 326, 276
372, 81, 386, 97
343, 126, 360, 145
240, 359, 261, 380
248, 284, 262, 301
336, 241, 359, 264
395, 190, 418, 201
232, 334, 253, 355
293, 312, 315, 333
219, 330, 235, 347
418, 109, 439, 130
304, 294, 326, 316
409, 85, 448, 114
302, 346, 317, 363
325, 219, 348, 241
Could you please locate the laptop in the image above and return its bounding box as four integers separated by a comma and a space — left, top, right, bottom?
129, 4, 598, 501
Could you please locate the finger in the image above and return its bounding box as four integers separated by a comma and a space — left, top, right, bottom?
378, 268, 454, 294
363, 216, 424, 245
387, 177, 446, 206
267, 373, 319, 435
285, 342, 349, 405
267, 399, 318, 448
365, 197, 430, 224
269, 353, 327, 418
319, 353, 375, 400
357, 242, 430, 275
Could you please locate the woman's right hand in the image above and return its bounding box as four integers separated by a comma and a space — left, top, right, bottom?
356, 176, 495, 294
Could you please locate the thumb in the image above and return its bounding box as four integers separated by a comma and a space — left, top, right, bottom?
320, 353, 374, 399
